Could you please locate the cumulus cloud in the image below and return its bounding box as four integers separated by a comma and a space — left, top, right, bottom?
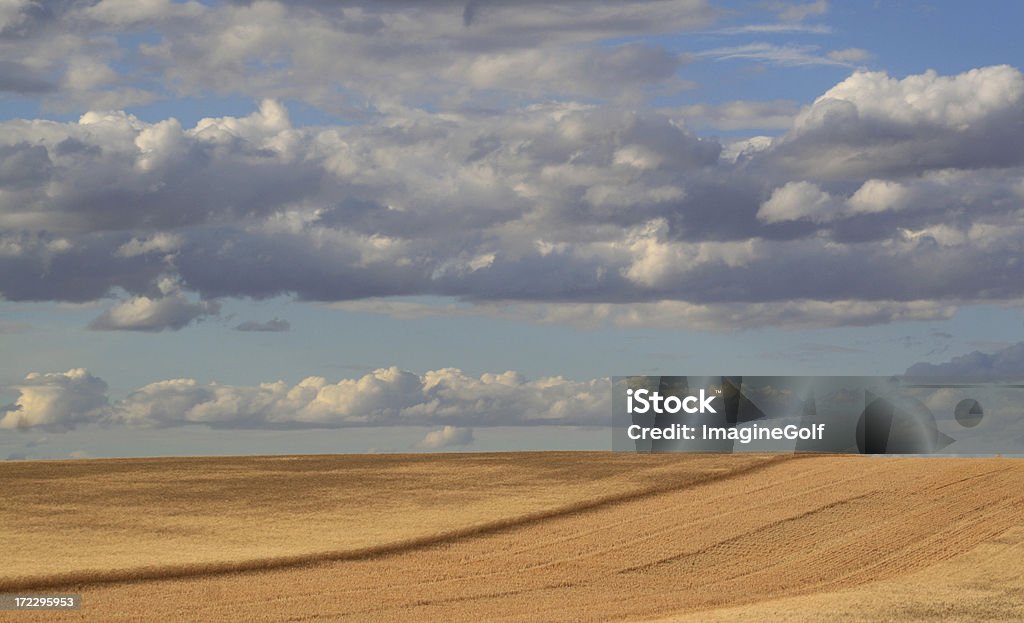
415, 426, 475, 450
778, 65, 1024, 178
0, 369, 109, 431
89, 278, 219, 332
0, 4, 1023, 334
757, 181, 836, 223
234, 318, 290, 332
108, 367, 610, 429
906, 342, 1024, 377
0, 68, 1022, 327
0, 367, 609, 431
757, 178, 915, 224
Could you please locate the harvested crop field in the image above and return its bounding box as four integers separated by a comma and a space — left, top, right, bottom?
2, 452, 1023, 622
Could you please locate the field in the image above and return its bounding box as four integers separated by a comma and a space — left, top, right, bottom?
2, 452, 1023, 621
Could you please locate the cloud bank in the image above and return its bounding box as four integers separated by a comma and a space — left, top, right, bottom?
0, 1, 1022, 331
0, 368, 610, 431
0, 64, 1022, 330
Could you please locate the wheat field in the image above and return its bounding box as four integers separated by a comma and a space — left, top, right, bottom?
1, 452, 1023, 621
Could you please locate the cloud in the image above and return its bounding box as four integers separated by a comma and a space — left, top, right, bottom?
778, 65, 1024, 178
827, 48, 871, 64
775, 0, 828, 23
672, 100, 800, 130
1, 366, 610, 432
81, 0, 206, 26
0, 60, 55, 94
107, 367, 610, 429
414, 426, 474, 449
89, 278, 219, 332
115, 233, 183, 258
757, 181, 836, 223
846, 179, 910, 215
699, 43, 848, 67
448, 43, 690, 100
330, 297, 955, 331
234, 318, 290, 332
708, 23, 831, 35
0, 0, 716, 111
906, 342, 1024, 377
0, 369, 109, 431
2, 64, 1024, 329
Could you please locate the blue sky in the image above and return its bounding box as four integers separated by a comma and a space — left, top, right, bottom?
1, 0, 1023, 458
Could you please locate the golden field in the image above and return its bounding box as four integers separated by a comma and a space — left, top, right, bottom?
1, 452, 1023, 622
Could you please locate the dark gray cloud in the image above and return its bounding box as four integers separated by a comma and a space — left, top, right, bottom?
0, 60, 54, 93
235, 318, 291, 332
0, 142, 52, 188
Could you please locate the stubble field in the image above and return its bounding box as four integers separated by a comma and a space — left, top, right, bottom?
1, 452, 1022, 621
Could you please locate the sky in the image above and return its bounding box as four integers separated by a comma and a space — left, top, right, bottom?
2, 0, 1024, 459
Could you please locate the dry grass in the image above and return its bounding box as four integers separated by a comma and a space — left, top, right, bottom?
1, 453, 1023, 622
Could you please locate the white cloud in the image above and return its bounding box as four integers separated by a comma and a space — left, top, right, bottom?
846, 179, 911, 215
89, 278, 219, 332
0, 369, 109, 431
808, 65, 1024, 129
415, 426, 475, 449
757, 181, 836, 223
115, 233, 184, 258
0, 367, 611, 431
